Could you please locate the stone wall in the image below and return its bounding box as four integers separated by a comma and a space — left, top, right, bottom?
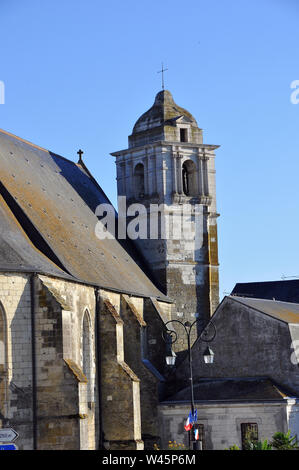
0, 272, 98, 449
35, 276, 80, 449
35, 276, 98, 449
37, 276, 98, 449
99, 291, 169, 450
158, 401, 291, 450
172, 297, 299, 398
121, 295, 160, 449
99, 292, 143, 450
287, 400, 299, 439
143, 298, 170, 378
0, 273, 33, 449
0, 272, 171, 450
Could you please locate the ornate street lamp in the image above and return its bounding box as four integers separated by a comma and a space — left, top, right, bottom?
165, 350, 176, 366
163, 318, 216, 450
203, 346, 214, 364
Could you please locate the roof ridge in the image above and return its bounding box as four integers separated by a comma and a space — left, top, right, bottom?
235, 279, 299, 285
230, 295, 299, 307
0, 128, 79, 168
194, 376, 270, 382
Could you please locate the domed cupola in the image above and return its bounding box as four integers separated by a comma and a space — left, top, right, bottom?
129, 90, 203, 148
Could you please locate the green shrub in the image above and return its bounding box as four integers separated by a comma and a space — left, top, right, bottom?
246, 439, 272, 450
228, 430, 299, 450
270, 430, 298, 450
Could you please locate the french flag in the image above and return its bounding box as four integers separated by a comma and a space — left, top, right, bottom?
194, 428, 200, 440
184, 411, 193, 431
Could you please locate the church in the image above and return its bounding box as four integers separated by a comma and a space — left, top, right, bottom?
1, 89, 299, 450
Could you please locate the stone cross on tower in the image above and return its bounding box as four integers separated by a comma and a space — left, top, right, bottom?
157, 63, 168, 90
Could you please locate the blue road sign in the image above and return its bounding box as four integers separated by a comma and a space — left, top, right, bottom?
0, 444, 17, 450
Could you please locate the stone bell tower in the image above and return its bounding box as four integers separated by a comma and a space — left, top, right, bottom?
111, 90, 219, 349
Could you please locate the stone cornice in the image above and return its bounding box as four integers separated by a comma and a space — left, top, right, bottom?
111, 141, 220, 157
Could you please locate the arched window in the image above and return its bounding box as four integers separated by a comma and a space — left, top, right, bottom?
0, 303, 7, 418
82, 310, 92, 404
182, 160, 198, 196
134, 163, 145, 198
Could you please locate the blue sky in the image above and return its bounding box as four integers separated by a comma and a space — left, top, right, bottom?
1, 0, 299, 299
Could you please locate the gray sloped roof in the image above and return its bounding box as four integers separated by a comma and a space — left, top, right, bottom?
0, 129, 169, 300
230, 296, 299, 324
232, 280, 299, 304
0, 194, 74, 279
164, 377, 296, 403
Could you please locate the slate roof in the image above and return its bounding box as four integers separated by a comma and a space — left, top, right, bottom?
0, 193, 72, 279
230, 296, 299, 324
163, 377, 296, 403
232, 280, 299, 304
0, 128, 169, 301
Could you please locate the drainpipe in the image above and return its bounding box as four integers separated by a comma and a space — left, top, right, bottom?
30, 273, 37, 450
95, 287, 103, 449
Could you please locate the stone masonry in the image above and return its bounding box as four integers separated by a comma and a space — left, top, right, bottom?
0, 271, 171, 450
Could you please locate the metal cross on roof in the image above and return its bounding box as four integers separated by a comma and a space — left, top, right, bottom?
77, 149, 84, 162
157, 62, 168, 90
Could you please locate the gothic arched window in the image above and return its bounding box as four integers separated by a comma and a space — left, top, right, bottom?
82, 310, 92, 404
134, 163, 145, 198
182, 160, 198, 196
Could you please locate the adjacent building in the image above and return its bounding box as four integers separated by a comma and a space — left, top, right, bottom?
161, 294, 299, 449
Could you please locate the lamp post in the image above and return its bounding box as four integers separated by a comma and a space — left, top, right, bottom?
163, 318, 216, 451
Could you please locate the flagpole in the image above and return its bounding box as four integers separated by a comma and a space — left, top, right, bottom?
163, 318, 216, 451
187, 331, 195, 449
